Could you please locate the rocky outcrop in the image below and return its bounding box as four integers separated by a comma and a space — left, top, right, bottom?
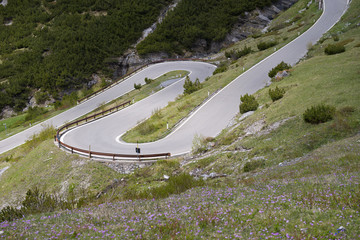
111, 0, 299, 77
210, 0, 299, 53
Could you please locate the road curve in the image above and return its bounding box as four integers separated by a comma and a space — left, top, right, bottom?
61, 0, 349, 157
0, 0, 349, 156
0, 62, 215, 154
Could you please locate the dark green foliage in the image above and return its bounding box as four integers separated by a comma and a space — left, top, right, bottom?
137, 0, 277, 55
303, 104, 336, 124
225, 46, 252, 60
257, 40, 278, 51
183, 76, 201, 94
0, 206, 24, 222
269, 87, 285, 101
213, 65, 228, 75
268, 61, 291, 78
134, 83, 142, 90
0, 0, 172, 112
144, 77, 153, 84
239, 94, 259, 114
25, 107, 48, 122
243, 159, 265, 172
34, 91, 50, 105
0, 188, 74, 222
324, 44, 345, 55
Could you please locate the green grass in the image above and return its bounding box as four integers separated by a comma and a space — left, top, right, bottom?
0, 107, 67, 141
1, 134, 359, 238
0, 128, 123, 208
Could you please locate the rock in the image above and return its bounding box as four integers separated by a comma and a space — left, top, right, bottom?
1, 106, 15, 119
337, 226, 346, 232
275, 70, 289, 80
87, 74, 101, 88
206, 142, 215, 150
201, 172, 227, 180
244, 119, 266, 136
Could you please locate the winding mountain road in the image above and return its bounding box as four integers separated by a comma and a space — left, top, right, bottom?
0, 0, 349, 157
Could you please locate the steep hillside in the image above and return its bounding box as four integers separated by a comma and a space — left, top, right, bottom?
0, 0, 359, 238
0, 0, 171, 113
0, 0, 297, 117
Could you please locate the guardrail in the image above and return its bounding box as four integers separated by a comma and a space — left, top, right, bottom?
77, 58, 206, 104
55, 100, 171, 160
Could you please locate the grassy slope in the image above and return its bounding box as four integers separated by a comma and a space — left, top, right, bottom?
0, 0, 359, 238
0, 137, 123, 208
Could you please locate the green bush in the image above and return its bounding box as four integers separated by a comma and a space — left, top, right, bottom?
0, 187, 76, 222
213, 65, 228, 75
239, 94, 259, 114
243, 160, 265, 172
144, 77, 153, 84
303, 104, 336, 124
134, 83, 142, 90
324, 44, 345, 55
225, 46, 252, 60
183, 76, 201, 94
268, 61, 291, 78
34, 91, 50, 105
25, 106, 48, 122
257, 40, 278, 51
269, 87, 285, 101
151, 173, 203, 199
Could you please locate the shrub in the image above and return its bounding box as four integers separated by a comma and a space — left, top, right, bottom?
25, 106, 48, 122
303, 104, 336, 124
134, 83, 142, 90
243, 160, 265, 172
324, 44, 345, 55
257, 40, 277, 51
225, 46, 252, 60
34, 91, 49, 105
269, 87, 285, 101
0, 187, 76, 222
183, 76, 201, 94
239, 94, 259, 114
268, 61, 291, 78
144, 77, 153, 84
213, 65, 228, 75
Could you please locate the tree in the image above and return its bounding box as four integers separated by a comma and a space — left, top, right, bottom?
183, 76, 201, 94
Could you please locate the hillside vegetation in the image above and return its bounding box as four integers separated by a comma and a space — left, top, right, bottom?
137, 0, 278, 55
0, 0, 171, 112
0, 0, 359, 238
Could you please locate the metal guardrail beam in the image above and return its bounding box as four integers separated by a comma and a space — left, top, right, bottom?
55, 100, 171, 160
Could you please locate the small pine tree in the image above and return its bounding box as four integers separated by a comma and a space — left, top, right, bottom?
134, 83, 142, 90
183, 76, 201, 94
269, 87, 285, 101
240, 94, 259, 114
303, 104, 336, 124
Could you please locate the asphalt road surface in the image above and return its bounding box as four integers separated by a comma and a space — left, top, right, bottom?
0, 0, 349, 157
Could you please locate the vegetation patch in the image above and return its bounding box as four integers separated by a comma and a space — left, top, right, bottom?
239, 94, 259, 114
183, 76, 201, 95
303, 104, 336, 124
324, 43, 345, 55
268, 61, 291, 78
268, 87, 285, 102
257, 40, 278, 51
